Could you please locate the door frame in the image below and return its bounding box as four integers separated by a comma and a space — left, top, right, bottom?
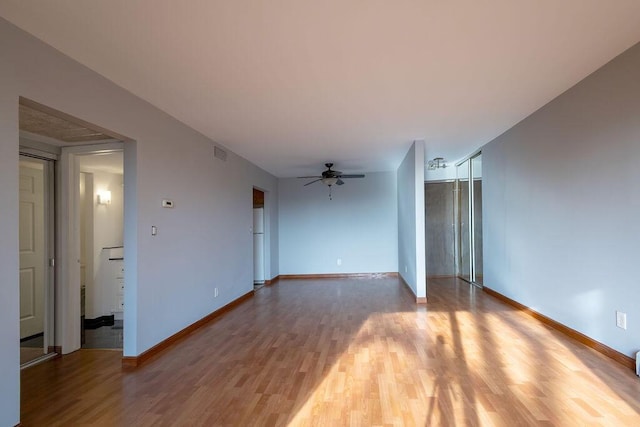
58, 142, 124, 354
17, 98, 137, 358
252, 186, 271, 282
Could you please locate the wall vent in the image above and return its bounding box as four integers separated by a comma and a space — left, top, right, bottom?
214, 146, 227, 161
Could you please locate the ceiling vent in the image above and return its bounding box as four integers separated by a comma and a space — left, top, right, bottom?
214, 146, 227, 161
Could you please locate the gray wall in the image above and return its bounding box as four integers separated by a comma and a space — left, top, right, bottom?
278, 172, 398, 275
397, 141, 426, 299
0, 18, 279, 426
483, 42, 640, 357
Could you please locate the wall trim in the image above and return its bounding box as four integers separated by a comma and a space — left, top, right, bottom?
279, 272, 399, 280
398, 274, 427, 304
122, 290, 254, 368
483, 286, 635, 370
264, 276, 280, 285
427, 275, 457, 280
47, 346, 62, 355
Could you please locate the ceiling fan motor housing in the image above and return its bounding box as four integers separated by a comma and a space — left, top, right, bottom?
322, 163, 341, 178
297, 163, 364, 189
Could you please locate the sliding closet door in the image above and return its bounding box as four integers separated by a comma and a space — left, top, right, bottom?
457, 160, 471, 282
456, 153, 483, 286
471, 153, 483, 286
19, 155, 56, 365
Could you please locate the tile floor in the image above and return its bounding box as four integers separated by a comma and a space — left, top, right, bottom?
82, 320, 123, 349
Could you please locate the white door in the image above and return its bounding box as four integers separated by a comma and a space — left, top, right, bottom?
19, 160, 46, 339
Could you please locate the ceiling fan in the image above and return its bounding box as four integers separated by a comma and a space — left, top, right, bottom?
298, 163, 365, 186
298, 163, 365, 199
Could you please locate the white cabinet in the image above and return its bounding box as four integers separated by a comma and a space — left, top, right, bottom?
105, 246, 124, 320
115, 264, 124, 313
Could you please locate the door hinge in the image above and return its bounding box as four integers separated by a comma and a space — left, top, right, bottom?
49, 258, 55, 267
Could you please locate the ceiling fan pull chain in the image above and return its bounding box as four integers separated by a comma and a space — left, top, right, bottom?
329, 185, 332, 200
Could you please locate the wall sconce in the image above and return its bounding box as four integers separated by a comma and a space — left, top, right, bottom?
97, 190, 112, 205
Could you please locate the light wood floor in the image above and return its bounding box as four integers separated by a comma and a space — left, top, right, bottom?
21, 277, 640, 426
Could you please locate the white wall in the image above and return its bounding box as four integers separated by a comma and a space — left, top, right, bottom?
0, 18, 279, 426
260, 187, 279, 281
278, 172, 398, 275
90, 171, 124, 318
0, 46, 20, 426
397, 141, 426, 300
483, 42, 640, 357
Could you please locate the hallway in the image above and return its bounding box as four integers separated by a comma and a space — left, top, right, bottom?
21, 277, 640, 425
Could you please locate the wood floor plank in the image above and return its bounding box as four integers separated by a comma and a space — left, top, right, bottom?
20, 277, 640, 426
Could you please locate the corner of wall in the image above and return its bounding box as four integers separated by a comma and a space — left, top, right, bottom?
396, 140, 426, 297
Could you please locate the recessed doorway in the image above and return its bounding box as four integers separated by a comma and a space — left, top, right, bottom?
18, 97, 130, 364
78, 152, 124, 349
253, 188, 265, 290
425, 180, 456, 278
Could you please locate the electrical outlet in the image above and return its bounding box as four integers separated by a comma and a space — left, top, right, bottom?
616, 311, 627, 330
214, 287, 219, 298
337, 258, 342, 266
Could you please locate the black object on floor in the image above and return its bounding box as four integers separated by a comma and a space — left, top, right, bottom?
84, 315, 115, 330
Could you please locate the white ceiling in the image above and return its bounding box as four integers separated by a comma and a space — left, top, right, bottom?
2, 1, 640, 177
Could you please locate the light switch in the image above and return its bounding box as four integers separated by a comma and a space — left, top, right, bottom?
151, 225, 157, 236
162, 199, 174, 208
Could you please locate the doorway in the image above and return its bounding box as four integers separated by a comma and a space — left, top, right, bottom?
78, 152, 124, 349
253, 188, 265, 289
425, 181, 456, 278
456, 152, 483, 286
18, 97, 129, 358
19, 155, 56, 366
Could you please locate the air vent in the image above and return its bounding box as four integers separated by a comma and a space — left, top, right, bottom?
214, 146, 227, 161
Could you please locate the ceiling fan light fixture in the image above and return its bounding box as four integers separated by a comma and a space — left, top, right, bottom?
321, 177, 338, 186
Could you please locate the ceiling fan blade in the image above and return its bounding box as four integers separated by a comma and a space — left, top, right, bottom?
336, 178, 345, 186
338, 174, 365, 179
297, 175, 322, 179
303, 179, 322, 186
